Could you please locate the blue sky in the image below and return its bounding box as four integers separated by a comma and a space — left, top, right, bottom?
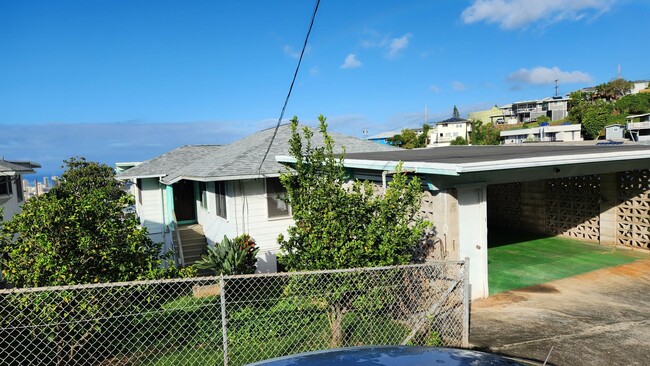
2, 0, 649, 175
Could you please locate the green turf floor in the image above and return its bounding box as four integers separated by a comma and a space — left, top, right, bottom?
488, 229, 650, 295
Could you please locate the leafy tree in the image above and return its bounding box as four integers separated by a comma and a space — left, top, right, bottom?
568, 90, 592, 123
278, 115, 428, 270
596, 78, 633, 100
470, 120, 501, 145
388, 123, 430, 149
418, 123, 431, 147
277, 115, 429, 346
452, 105, 460, 118
0, 158, 194, 365
536, 115, 551, 124
615, 93, 650, 115
581, 101, 613, 139
194, 234, 259, 275
449, 136, 468, 145
0, 157, 179, 288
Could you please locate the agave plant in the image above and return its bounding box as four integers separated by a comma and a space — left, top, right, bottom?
194, 234, 259, 275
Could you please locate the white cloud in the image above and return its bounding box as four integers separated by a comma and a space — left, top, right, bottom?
310, 66, 320, 76
508, 66, 592, 84
452, 81, 466, 91
461, 0, 614, 29
360, 30, 412, 58
282, 45, 300, 59
387, 34, 412, 58
430, 85, 441, 93
341, 54, 362, 69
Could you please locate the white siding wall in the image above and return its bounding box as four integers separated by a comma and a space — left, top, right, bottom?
235, 179, 292, 273
137, 178, 168, 246
198, 181, 237, 247
197, 179, 292, 273
0, 177, 22, 221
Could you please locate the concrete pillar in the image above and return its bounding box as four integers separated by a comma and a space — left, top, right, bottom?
457, 186, 488, 300
424, 189, 460, 260
599, 173, 618, 246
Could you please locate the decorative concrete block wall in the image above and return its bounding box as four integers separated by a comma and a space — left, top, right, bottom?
617, 169, 650, 249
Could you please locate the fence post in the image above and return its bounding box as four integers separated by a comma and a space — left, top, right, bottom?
220, 275, 229, 366
462, 257, 470, 348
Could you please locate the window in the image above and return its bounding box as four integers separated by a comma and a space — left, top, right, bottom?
267, 177, 290, 218
215, 181, 227, 219
15, 176, 23, 202
0, 176, 13, 196
199, 182, 208, 209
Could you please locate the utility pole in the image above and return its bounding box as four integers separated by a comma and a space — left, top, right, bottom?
424, 105, 428, 125
554, 79, 559, 97
618, 64, 621, 79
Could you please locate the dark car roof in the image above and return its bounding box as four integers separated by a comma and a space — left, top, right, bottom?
246, 346, 531, 366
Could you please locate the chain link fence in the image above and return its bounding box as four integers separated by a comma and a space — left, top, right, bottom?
0, 261, 468, 366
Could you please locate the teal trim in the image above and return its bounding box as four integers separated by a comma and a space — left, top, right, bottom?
177, 219, 197, 225
165, 185, 174, 226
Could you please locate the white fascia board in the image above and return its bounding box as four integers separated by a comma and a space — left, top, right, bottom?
457, 150, 650, 173
342, 159, 460, 176
116, 174, 165, 181
277, 155, 460, 176
164, 173, 282, 185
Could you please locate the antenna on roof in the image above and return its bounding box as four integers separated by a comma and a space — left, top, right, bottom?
554, 79, 559, 97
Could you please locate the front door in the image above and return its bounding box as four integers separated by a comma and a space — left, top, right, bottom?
173, 180, 196, 223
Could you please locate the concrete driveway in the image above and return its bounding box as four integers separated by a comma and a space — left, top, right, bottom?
469, 258, 650, 365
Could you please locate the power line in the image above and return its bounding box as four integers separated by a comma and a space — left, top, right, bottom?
257, 0, 321, 174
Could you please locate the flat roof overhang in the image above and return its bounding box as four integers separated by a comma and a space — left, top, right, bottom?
276, 144, 650, 190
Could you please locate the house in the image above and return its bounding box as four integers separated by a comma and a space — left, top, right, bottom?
117, 124, 396, 273
626, 113, 650, 142
282, 144, 650, 299
468, 106, 508, 125
0, 159, 40, 221
499, 96, 569, 124
429, 117, 471, 146
500, 123, 583, 144
367, 130, 401, 145
631, 80, 650, 94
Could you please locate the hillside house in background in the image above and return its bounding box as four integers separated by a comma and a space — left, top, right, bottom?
117, 124, 396, 273
500, 123, 583, 144
429, 117, 471, 146
497, 96, 570, 124
631, 80, 650, 94
626, 112, 650, 142
367, 130, 401, 145
0, 159, 40, 221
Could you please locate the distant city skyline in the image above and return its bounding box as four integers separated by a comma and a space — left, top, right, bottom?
2, 0, 649, 174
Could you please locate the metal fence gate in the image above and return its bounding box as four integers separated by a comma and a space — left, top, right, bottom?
0, 261, 468, 366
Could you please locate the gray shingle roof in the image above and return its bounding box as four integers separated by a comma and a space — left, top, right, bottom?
0, 160, 40, 175
118, 124, 397, 184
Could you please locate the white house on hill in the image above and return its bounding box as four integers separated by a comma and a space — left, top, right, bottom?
117, 124, 396, 273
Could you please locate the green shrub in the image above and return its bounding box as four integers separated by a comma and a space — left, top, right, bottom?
194, 234, 259, 275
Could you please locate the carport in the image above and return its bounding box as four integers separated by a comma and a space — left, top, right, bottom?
313, 143, 650, 300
